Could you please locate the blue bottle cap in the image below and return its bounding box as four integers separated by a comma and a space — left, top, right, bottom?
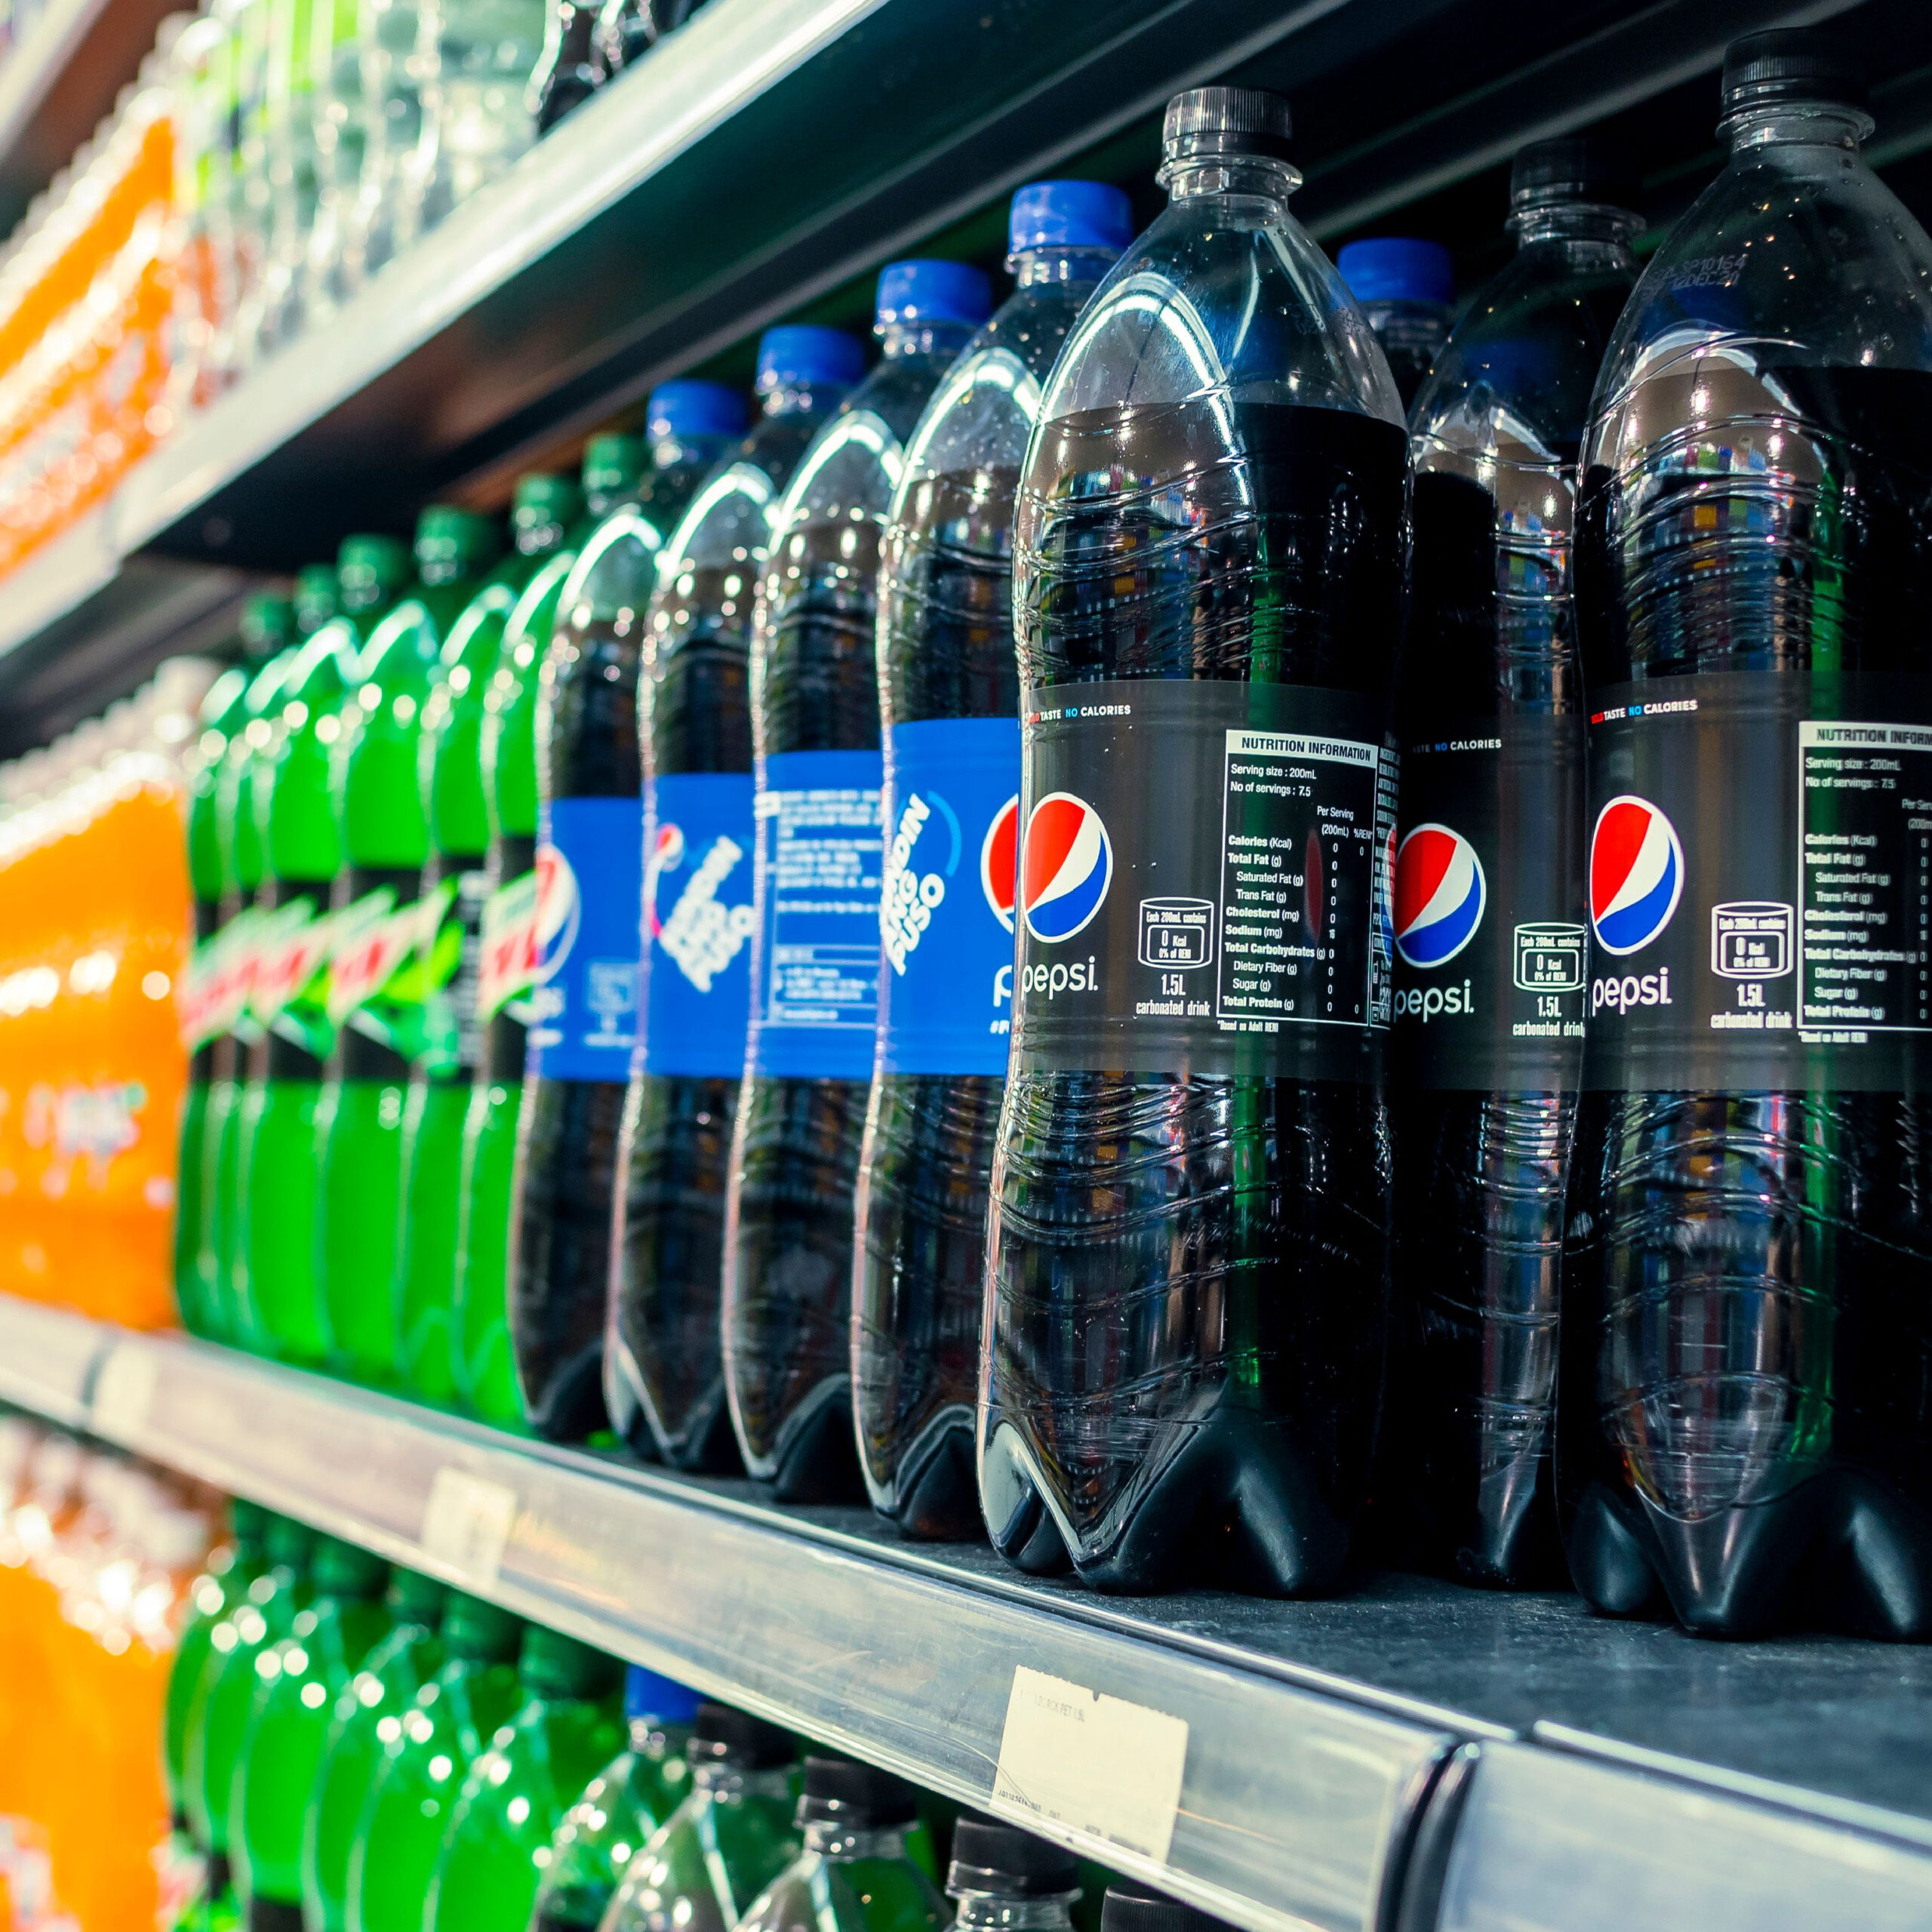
1008, 180, 1134, 255
1337, 237, 1454, 307
625, 1663, 703, 1726
875, 258, 994, 331
648, 380, 747, 442
755, 325, 867, 395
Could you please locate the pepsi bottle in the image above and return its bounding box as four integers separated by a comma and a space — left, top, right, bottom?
1386, 141, 1638, 1588
724, 260, 993, 1500
980, 88, 1407, 1595
855, 182, 1132, 1539
507, 388, 742, 1442
605, 328, 863, 1470
1564, 31, 1932, 1638
1336, 238, 1454, 412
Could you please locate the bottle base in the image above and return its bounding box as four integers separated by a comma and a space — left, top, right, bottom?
865, 1406, 982, 1542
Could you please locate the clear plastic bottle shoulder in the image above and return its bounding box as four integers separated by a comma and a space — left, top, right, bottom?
1587, 117, 1932, 467
1033, 178, 1401, 426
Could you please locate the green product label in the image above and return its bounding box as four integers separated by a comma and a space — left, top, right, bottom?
180, 906, 265, 1051
248, 893, 338, 1060
478, 868, 540, 1023
327, 872, 454, 1064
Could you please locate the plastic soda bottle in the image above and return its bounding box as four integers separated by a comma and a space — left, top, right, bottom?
232, 1537, 391, 1930
300, 1567, 448, 1932
855, 183, 1131, 1537
314, 508, 500, 1383
1386, 139, 1638, 1587
607, 328, 860, 1471
981, 88, 1406, 1593
1335, 237, 1455, 411
236, 538, 412, 1362
725, 260, 990, 1499
1099, 1885, 1216, 1932
398, 483, 568, 1401
598, 1703, 798, 1932
528, 1664, 700, 1932
421, 1628, 624, 1932
508, 395, 741, 1441
343, 1592, 525, 1932
1564, 30, 1932, 1637
731, 1758, 945, 1932
183, 1514, 315, 1915
943, 1816, 1079, 1932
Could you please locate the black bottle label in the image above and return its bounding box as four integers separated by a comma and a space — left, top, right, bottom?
1585, 671, 1932, 1091
1011, 679, 1395, 1079
1393, 712, 1586, 1090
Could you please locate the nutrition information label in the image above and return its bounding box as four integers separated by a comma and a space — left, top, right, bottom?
1798, 719, 1932, 1038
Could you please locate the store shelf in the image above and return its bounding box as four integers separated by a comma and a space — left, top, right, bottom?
6, 1297, 1932, 1932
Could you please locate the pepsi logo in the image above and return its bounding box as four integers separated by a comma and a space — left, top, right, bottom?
1591, 796, 1683, 955
1022, 792, 1112, 943
981, 795, 1018, 933
532, 844, 583, 980
1394, 825, 1486, 969
645, 821, 686, 937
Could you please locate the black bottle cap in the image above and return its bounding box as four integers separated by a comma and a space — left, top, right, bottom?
1099, 1884, 1221, 1932
1509, 137, 1640, 216
689, 1702, 795, 1770
946, 1815, 1080, 1897
1161, 86, 1294, 167
1721, 29, 1869, 117
796, 1755, 918, 1827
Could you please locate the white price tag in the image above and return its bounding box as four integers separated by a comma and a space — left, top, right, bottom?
420, 1468, 519, 1587
991, 1665, 1189, 1862
91, 1345, 158, 1443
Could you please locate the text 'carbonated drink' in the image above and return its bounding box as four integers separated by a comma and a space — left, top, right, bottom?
1386, 140, 1638, 1589
509, 396, 739, 1441
980, 88, 1407, 1595
724, 260, 992, 1500
1564, 31, 1932, 1638
607, 328, 860, 1471
854, 181, 1131, 1539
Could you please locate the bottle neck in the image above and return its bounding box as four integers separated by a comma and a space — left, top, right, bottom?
1509, 202, 1640, 266
1158, 153, 1300, 208
650, 432, 731, 472
761, 379, 836, 419
953, 1894, 1078, 1932
515, 519, 568, 558
1010, 245, 1119, 290
627, 1715, 688, 1753
878, 318, 977, 361
800, 1819, 913, 1859
693, 1761, 793, 1802
1722, 100, 1873, 155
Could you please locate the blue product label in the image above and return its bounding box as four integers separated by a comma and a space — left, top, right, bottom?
528, 795, 643, 1082
643, 772, 757, 1078
748, 748, 885, 1079
878, 716, 1020, 1076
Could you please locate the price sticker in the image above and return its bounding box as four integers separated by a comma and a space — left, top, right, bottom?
992, 1665, 1189, 1862
420, 1467, 519, 1588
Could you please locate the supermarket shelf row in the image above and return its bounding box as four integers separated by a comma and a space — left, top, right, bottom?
4, 1294, 1932, 1932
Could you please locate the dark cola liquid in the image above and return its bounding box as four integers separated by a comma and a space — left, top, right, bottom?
1386, 465, 1583, 1588
980, 398, 1405, 1595
509, 608, 639, 1443
857, 463, 1020, 1537
1567, 363, 1932, 1636
727, 516, 881, 1501
613, 563, 755, 1471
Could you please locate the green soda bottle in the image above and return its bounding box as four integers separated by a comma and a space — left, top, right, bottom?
343, 1592, 525, 1932
422, 1628, 625, 1932
232, 1537, 392, 1930
451, 471, 589, 1423
205, 604, 315, 1350
599, 1703, 800, 1932
313, 509, 500, 1383
529, 1666, 700, 1932
237, 538, 411, 1362
184, 1515, 315, 1912
942, 1817, 1081, 1932
178, 602, 289, 1338
395, 497, 559, 1402
300, 1568, 448, 1932
732, 1759, 946, 1932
